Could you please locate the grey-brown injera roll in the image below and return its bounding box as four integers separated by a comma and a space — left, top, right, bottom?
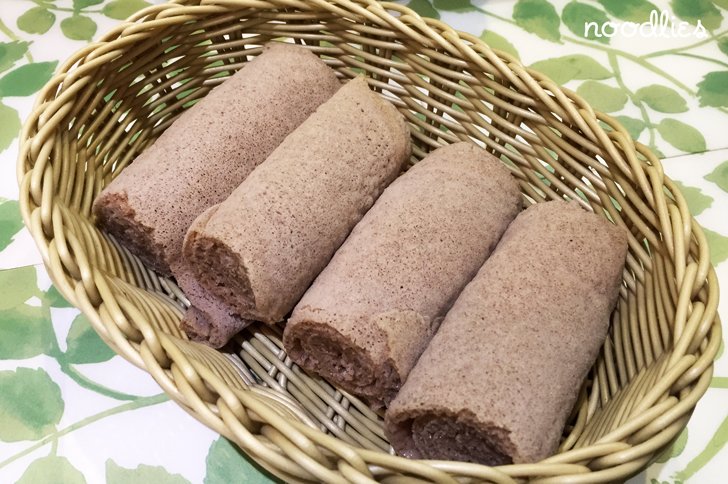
173, 255, 252, 348
183, 77, 411, 331
172, 206, 251, 348
385, 201, 628, 465
283, 142, 522, 408
92, 43, 340, 276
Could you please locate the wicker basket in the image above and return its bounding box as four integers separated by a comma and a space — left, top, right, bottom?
18, 0, 721, 482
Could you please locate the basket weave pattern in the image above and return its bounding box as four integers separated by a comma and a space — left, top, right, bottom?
18, 0, 721, 482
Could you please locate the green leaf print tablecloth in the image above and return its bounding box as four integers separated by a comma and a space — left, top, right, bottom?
0, 0, 726, 482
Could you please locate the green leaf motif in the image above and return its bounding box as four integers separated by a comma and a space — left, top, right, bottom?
406, 0, 440, 19
676, 411, 728, 480
635, 84, 688, 113
204, 437, 269, 484
719, 37, 728, 56
106, 460, 191, 484
0, 102, 21, 152
655, 428, 688, 463
704, 228, 728, 265
531, 54, 611, 84
0, 61, 58, 97
514, 0, 561, 42
672, 181, 713, 216
597, 0, 660, 22
649, 145, 666, 159
433, 0, 475, 12
0, 367, 63, 442
0, 304, 55, 359
65, 314, 115, 364
17, 456, 86, 484
615, 115, 646, 139
61, 15, 97, 41
102, 0, 153, 20
74, 0, 104, 9
697, 71, 728, 107
671, 0, 723, 30
480, 31, 520, 60
17, 7, 56, 35
657, 118, 707, 152
0, 265, 39, 311
43, 285, 73, 308
671, 427, 689, 458
563, 1, 610, 44
576, 81, 627, 112
0, 41, 29, 73
0, 199, 24, 249
705, 160, 728, 193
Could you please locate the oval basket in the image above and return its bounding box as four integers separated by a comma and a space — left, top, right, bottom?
18, 0, 721, 482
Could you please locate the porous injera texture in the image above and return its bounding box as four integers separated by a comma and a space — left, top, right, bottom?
184, 77, 411, 333
92, 43, 340, 276
283, 142, 522, 408
385, 201, 628, 465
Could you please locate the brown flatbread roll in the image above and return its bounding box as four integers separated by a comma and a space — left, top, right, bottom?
173, 262, 251, 348
283, 142, 522, 408
385, 201, 628, 465
183, 77, 411, 335
172, 206, 250, 348
93, 43, 340, 276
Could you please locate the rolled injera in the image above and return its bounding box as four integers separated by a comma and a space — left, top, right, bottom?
385, 201, 629, 465
173, 236, 251, 348
283, 142, 522, 408
183, 77, 411, 335
92, 43, 340, 276
172, 207, 251, 348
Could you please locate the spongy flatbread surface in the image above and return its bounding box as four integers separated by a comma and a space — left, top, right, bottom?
184, 77, 411, 327
175, 266, 251, 348
385, 201, 628, 465
93, 43, 340, 275
173, 204, 251, 348
283, 142, 522, 407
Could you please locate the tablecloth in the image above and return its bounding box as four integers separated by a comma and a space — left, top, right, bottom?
0, 0, 726, 482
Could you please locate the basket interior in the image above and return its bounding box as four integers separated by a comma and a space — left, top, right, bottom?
20, 2, 720, 482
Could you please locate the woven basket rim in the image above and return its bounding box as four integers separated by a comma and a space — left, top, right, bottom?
16, 1, 721, 482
